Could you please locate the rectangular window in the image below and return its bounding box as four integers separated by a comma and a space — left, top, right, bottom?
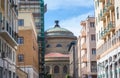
92, 48, 96, 55
0, 67, 3, 78
18, 54, 24, 62
90, 22, 95, 27
117, 7, 119, 19
0, 12, 2, 21
0, 39, 1, 53
91, 61, 97, 72
18, 19, 24, 26
18, 37, 24, 44
91, 34, 96, 41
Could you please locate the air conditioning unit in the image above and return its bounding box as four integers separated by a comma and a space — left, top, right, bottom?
1, 52, 6, 58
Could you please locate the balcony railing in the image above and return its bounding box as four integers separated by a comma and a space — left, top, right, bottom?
107, 0, 114, 10
81, 54, 87, 63
100, 10, 105, 21
81, 42, 86, 50
101, 21, 115, 39
81, 30, 86, 37
97, 32, 118, 56
81, 66, 88, 75
99, 0, 105, 2
103, 5, 109, 16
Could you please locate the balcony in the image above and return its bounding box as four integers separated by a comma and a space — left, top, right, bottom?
81, 42, 86, 50
107, 0, 114, 11
81, 21, 86, 26
0, 20, 18, 47
81, 66, 87, 76
100, 10, 105, 21
81, 54, 87, 63
101, 21, 115, 39
81, 30, 86, 37
97, 33, 118, 56
99, 0, 105, 2
103, 5, 109, 16
0, 0, 5, 11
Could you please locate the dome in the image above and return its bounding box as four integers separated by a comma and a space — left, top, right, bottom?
46, 20, 74, 37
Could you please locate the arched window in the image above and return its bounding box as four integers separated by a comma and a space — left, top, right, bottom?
63, 65, 67, 73
46, 66, 50, 73
46, 44, 50, 48
56, 44, 62, 47
54, 65, 59, 73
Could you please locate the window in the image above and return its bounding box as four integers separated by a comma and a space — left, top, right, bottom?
0, 39, 1, 53
18, 37, 24, 44
18, 54, 24, 62
91, 61, 97, 72
0, 12, 2, 22
56, 44, 62, 47
46, 44, 50, 48
90, 22, 95, 27
18, 19, 24, 26
0, 67, 3, 78
54, 65, 59, 73
117, 7, 119, 19
92, 48, 96, 55
63, 65, 67, 73
91, 34, 96, 41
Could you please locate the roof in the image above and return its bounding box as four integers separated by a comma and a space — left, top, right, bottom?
45, 53, 69, 58
46, 27, 72, 33
45, 20, 74, 37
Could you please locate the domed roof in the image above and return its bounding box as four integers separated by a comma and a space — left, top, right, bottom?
46, 20, 74, 37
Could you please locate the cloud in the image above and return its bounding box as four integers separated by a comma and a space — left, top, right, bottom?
59, 11, 94, 37
44, 0, 94, 10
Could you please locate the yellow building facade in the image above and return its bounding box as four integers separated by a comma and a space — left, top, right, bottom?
16, 11, 38, 78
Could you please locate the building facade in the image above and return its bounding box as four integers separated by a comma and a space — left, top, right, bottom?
45, 20, 76, 78
0, 0, 18, 78
19, 0, 42, 32
19, 0, 46, 77
16, 68, 28, 78
16, 11, 38, 78
78, 16, 97, 78
69, 41, 78, 78
94, 0, 120, 78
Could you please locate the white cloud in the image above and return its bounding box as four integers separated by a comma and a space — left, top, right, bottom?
44, 0, 94, 10
59, 11, 94, 37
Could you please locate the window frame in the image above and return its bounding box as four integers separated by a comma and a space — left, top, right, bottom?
91, 34, 96, 41
90, 22, 95, 28
56, 44, 62, 47
54, 65, 59, 73
18, 37, 24, 44
18, 19, 24, 26
92, 48, 96, 55
18, 54, 24, 62
117, 7, 119, 19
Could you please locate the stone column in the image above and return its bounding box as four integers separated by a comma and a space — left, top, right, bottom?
108, 61, 110, 78
109, 10, 112, 21
112, 63, 115, 78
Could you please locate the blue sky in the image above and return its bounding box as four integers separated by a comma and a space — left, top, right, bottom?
44, 0, 94, 36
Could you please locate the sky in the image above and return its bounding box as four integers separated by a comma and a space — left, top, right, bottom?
44, 0, 95, 37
